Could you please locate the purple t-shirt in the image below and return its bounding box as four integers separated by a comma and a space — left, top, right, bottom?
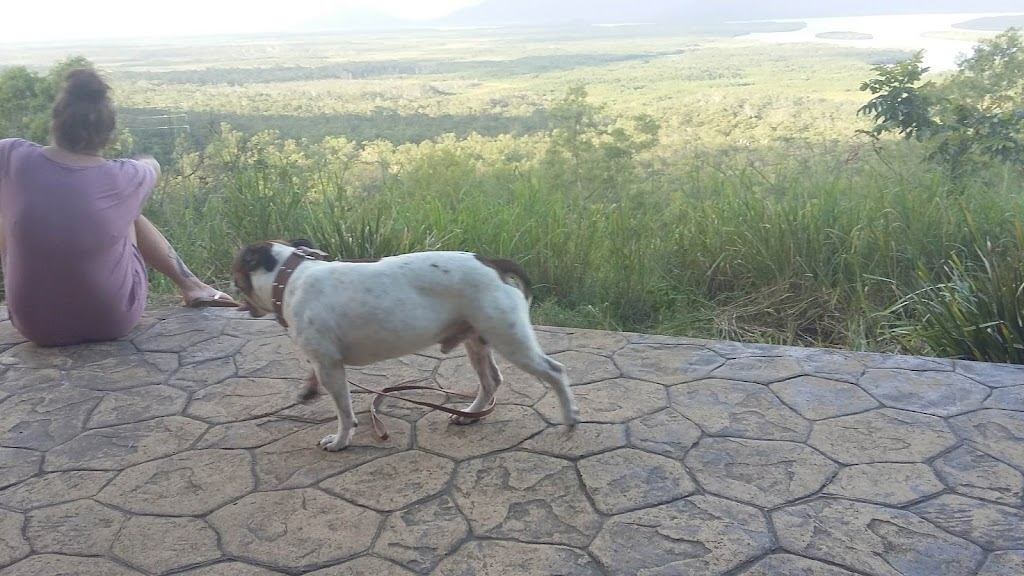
0, 138, 156, 347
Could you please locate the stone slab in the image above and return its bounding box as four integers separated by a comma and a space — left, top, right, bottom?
934, 446, 1024, 506
111, 515, 221, 574
432, 541, 602, 576
44, 416, 208, 471
589, 496, 773, 575
25, 499, 126, 556
772, 498, 984, 576
0, 471, 116, 511
536, 378, 667, 424
613, 344, 724, 384
6, 307, 1024, 576
910, 494, 1024, 550
808, 409, 957, 465
320, 451, 453, 512
671, 379, 810, 441
858, 369, 988, 417
452, 451, 601, 547
373, 496, 469, 572
578, 447, 696, 514
96, 449, 254, 516
686, 437, 838, 508
821, 463, 943, 506
207, 488, 381, 570
770, 376, 879, 420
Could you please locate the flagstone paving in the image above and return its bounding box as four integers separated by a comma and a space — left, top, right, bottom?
1, 305, 1024, 575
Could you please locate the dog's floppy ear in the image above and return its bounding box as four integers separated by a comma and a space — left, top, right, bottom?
290, 238, 315, 249
240, 243, 278, 272
231, 243, 278, 297
232, 243, 277, 280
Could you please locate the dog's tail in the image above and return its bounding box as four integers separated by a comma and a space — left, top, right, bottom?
479, 257, 533, 306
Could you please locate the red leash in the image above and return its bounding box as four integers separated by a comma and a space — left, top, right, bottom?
347, 378, 496, 440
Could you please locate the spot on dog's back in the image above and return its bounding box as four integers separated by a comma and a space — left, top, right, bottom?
474, 254, 532, 303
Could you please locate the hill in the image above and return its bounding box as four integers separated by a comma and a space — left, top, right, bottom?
954, 14, 1024, 30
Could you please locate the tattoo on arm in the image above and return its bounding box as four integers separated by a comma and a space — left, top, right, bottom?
168, 246, 195, 279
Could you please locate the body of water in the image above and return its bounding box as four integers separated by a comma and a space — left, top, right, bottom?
740, 12, 1024, 71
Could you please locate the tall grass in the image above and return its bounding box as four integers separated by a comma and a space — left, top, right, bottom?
886, 219, 1024, 363
141, 127, 1024, 356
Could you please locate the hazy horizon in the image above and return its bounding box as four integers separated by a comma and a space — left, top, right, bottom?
0, 0, 485, 44
2, 0, 1022, 46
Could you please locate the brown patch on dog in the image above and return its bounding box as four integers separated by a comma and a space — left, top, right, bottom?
231, 239, 330, 298
231, 242, 278, 296
474, 255, 533, 303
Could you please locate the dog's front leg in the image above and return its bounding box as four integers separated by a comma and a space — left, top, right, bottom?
313, 360, 358, 451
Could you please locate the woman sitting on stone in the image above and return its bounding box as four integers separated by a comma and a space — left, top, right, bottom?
0, 67, 238, 347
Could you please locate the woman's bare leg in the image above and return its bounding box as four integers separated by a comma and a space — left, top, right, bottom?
133, 215, 237, 306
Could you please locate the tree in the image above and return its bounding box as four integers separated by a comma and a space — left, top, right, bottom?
546, 84, 660, 196
0, 55, 100, 144
856, 51, 939, 142
945, 28, 1024, 112
0, 66, 42, 140
856, 29, 1024, 180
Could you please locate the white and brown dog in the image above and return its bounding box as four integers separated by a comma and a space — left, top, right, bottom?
230, 239, 580, 451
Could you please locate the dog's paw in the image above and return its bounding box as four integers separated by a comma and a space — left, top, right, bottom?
565, 405, 581, 429
318, 434, 349, 452
298, 388, 320, 403
449, 414, 481, 426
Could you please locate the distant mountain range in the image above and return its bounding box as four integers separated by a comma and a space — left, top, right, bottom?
301, 1, 1024, 32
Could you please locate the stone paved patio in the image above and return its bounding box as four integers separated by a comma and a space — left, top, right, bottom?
1, 305, 1024, 575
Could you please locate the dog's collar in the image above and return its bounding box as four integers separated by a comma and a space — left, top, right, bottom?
271, 247, 328, 327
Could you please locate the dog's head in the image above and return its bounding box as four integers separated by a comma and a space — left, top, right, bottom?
230, 238, 326, 317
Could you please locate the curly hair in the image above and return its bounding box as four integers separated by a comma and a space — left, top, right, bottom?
50, 68, 116, 154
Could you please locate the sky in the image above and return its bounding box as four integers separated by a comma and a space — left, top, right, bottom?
0, 0, 483, 44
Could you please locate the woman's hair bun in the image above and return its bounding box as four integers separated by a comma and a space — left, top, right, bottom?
62, 68, 109, 102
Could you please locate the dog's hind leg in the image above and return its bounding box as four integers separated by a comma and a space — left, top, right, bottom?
482, 323, 580, 429
451, 335, 503, 425
300, 371, 321, 402
312, 360, 358, 451
520, 353, 579, 430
